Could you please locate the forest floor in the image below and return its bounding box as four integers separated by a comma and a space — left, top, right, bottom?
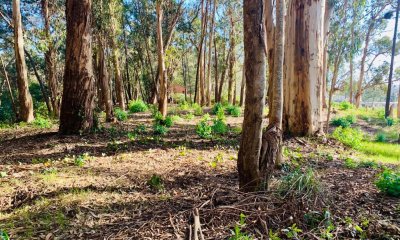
0, 108, 399, 239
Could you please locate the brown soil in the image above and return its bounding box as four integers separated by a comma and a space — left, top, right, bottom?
0, 112, 398, 239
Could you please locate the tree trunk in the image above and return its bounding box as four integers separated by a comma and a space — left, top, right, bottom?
98, 36, 114, 122
265, 0, 275, 116
238, 0, 266, 192
156, 1, 168, 117
397, 89, 400, 119
59, 0, 95, 134
239, 65, 245, 107
385, 0, 400, 118
41, 0, 59, 117
227, 7, 236, 105
283, 0, 325, 136
321, 2, 332, 109
259, 0, 284, 187
206, 0, 216, 106
355, 24, 373, 108
349, 16, 355, 104
12, 0, 34, 123
0, 55, 17, 120
214, 37, 219, 102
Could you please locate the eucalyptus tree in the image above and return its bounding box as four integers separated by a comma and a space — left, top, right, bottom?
12, 0, 34, 122
59, 0, 94, 134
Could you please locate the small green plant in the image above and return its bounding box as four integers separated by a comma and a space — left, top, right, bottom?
153, 124, 168, 135
279, 169, 321, 198
212, 119, 228, 135
211, 102, 224, 115
183, 113, 194, 120
375, 169, 400, 197
282, 224, 302, 239
179, 101, 190, 111
192, 103, 203, 116
226, 105, 241, 117
358, 160, 379, 169
268, 230, 282, 240
344, 158, 358, 169
210, 153, 224, 168
375, 132, 387, 142
229, 213, 252, 240
332, 127, 363, 148
339, 101, 354, 110
148, 174, 164, 191
0, 230, 10, 240
386, 117, 396, 126
134, 124, 147, 134
0, 171, 7, 178
114, 107, 128, 121
331, 115, 356, 128
129, 100, 148, 113
196, 114, 213, 139
32, 116, 52, 128
74, 153, 90, 167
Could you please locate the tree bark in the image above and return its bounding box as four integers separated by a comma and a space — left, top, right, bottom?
283, 0, 325, 136
98, 36, 114, 122
238, 0, 266, 192
156, 0, 168, 117
227, 7, 236, 105
265, 0, 275, 116
41, 0, 59, 117
239, 65, 245, 107
59, 0, 95, 134
355, 24, 373, 108
206, 0, 216, 106
385, 0, 400, 118
259, 0, 284, 187
12, 0, 34, 123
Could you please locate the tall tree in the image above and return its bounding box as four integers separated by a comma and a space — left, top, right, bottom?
283, 0, 326, 136
156, 0, 168, 117
59, 0, 95, 134
259, 0, 285, 185
41, 0, 60, 117
227, 5, 237, 105
12, 0, 34, 122
237, 0, 266, 192
385, 0, 400, 118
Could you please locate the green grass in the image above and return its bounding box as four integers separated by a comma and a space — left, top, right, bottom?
357, 142, 400, 161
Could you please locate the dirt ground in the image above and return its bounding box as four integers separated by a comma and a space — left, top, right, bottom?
0, 112, 399, 239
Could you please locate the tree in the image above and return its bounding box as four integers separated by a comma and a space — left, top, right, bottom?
237, 0, 266, 192
385, 0, 400, 118
259, 0, 285, 186
41, 0, 60, 117
156, 0, 168, 117
283, 0, 326, 136
12, 0, 34, 122
59, 0, 95, 134
109, 0, 126, 110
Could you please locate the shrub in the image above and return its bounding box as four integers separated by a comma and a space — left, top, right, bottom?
332, 127, 363, 149
346, 115, 357, 124
154, 112, 174, 128
196, 114, 212, 139
226, 105, 241, 117
211, 102, 224, 115
153, 124, 168, 135
375, 169, 400, 197
114, 108, 128, 121
331, 115, 356, 128
386, 117, 396, 127
212, 119, 228, 135
74, 153, 90, 167
229, 213, 252, 240
331, 117, 351, 128
32, 116, 52, 129
183, 113, 194, 120
339, 101, 353, 110
179, 101, 190, 111
192, 103, 203, 116
129, 100, 148, 113
344, 158, 358, 169
279, 169, 321, 198
375, 132, 387, 142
